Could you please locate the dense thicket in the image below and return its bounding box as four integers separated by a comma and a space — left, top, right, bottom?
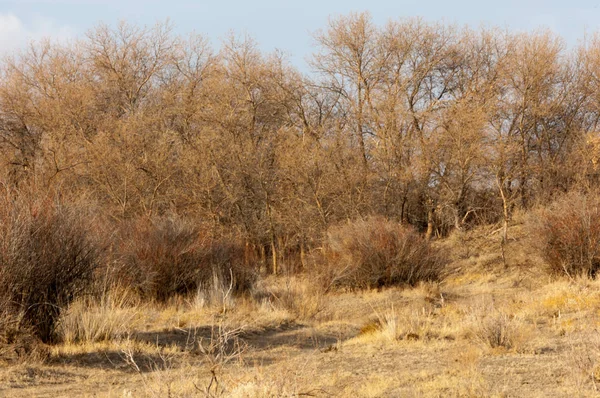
322, 217, 446, 290
2, 13, 600, 276
529, 191, 600, 278
116, 217, 255, 301
0, 192, 102, 343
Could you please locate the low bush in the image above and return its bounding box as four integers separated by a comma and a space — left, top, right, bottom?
475, 312, 518, 350
530, 191, 600, 278
0, 195, 101, 343
321, 217, 446, 290
472, 308, 531, 352
116, 218, 256, 302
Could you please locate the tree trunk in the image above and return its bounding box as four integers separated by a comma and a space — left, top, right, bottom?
453, 206, 462, 231
271, 237, 278, 275
497, 175, 510, 268
300, 241, 306, 270
401, 195, 408, 224
426, 205, 435, 241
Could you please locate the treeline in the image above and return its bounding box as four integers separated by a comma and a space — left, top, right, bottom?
2, 12, 600, 274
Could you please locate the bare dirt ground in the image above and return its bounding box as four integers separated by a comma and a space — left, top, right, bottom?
2, 225, 600, 397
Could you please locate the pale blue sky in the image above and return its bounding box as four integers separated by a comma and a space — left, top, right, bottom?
1, 0, 600, 70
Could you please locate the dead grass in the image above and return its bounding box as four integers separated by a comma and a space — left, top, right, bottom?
253, 276, 325, 321
473, 310, 533, 352
4, 223, 600, 397
57, 290, 140, 344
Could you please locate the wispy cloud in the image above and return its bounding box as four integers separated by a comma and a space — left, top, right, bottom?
0, 13, 75, 55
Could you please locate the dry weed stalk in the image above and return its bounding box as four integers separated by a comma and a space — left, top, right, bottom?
190, 314, 247, 397
120, 339, 177, 398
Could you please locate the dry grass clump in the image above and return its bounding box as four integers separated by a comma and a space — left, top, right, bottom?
116, 217, 256, 302
357, 305, 436, 343
472, 308, 532, 352
476, 312, 517, 349
189, 273, 239, 312
56, 289, 139, 344
529, 191, 600, 278
0, 195, 102, 343
254, 276, 325, 320
531, 279, 600, 318
322, 217, 447, 291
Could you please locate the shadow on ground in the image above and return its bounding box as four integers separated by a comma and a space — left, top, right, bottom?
49, 321, 356, 372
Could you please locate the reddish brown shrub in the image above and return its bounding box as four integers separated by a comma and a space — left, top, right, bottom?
116, 218, 255, 302
321, 217, 446, 290
530, 191, 600, 278
0, 194, 101, 343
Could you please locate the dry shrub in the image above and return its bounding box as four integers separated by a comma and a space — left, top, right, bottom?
476, 312, 517, 349
472, 306, 531, 352
529, 191, 600, 278
321, 217, 446, 290
116, 217, 256, 302
0, 322, 50, 364
0, 194, 102, 343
